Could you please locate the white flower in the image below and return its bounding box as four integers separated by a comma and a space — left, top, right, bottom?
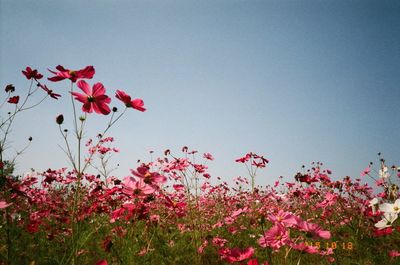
379, 199, 400, 214
369, 198, 379, 206
379, 166, 390, 179
375, 212, 398, 229
369, 198, 379, 214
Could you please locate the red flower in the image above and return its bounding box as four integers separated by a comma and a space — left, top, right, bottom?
71, 80, 111, 115
38, 83, 61, 99
115, 90, 146, 112
22, 67, 43, 80
8, 96, 19, 104
48, 65, 95, 83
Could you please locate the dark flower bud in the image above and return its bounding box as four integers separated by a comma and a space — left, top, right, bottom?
64, 129, 68, 133
56, 114, 64, 125
5, 84, 15, 93
28, 136, 33, 141
112, 107, 118, 112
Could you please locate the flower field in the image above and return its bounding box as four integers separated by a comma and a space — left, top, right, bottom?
0, 66, 399, 265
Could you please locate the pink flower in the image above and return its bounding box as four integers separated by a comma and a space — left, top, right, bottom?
389, 250, 400, 257
71, 80, 111, 115
173, 184, 185, 192
8, 96, 19, 104
130, 165, 167, 185
297, 221, 331, 239
22, 67, 43, 80
212, 237, 228, 247
219, 247, 255, 263
0, 201, 12, 209
235, 153, 251, 163
258, 225, 290, 250
290, 242, 319, 254
115, 90, 146, 112
361, 166, 371, 177
122, 176, 155, 196
203, 153, 214, 160
268, 210, 300, 228
48, 65, 95, 82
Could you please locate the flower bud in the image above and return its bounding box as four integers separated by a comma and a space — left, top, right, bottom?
5, 84, 15, 93
28, 136, 33, 141
56, 114, 64, 125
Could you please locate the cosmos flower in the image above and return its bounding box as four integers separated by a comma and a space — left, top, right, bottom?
375, 212, 398, 229
22, 67, 43, 80
48, 65, 95, 82
71, 80, 111, 115
115, 90, 146, 112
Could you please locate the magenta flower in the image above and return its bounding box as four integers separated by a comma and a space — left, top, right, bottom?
48, 65, 95, 83
71, 80, 111, 115
115, 90, 146, 112
219, 247, 255, 263
22, 67, 43, 80
130, 165, 167, 185
38, 83, 61, 100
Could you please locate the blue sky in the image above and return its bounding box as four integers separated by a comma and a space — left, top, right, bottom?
0, 0, 399, 187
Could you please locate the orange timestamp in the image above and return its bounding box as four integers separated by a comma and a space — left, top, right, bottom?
304, 241, 354, 251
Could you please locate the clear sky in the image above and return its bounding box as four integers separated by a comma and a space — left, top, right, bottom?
0, 0, 399, 187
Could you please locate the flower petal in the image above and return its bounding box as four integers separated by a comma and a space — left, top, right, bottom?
77, 80, 92, 95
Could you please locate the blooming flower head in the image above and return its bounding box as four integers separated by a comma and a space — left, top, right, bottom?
71, 80, 111, 115
48, 65, 95, 83
380, 199, 400, 214
297, 221, 331, 239
375, 212, 398, 229
115, 90, 146, 112
219, 247, 255, 263
22, 67, 43, 80
130, 165, 167, 185
258, 225, 290, 250
268, 210, 300, 228
122, 176, 155, 196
